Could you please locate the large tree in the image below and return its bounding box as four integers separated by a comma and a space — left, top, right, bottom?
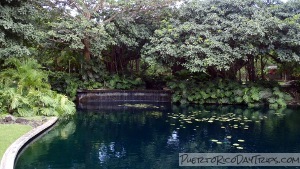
102, 19, 153, 74
143, 0, 300, 80
0, 0, 43, 58
44, 0, 176, 62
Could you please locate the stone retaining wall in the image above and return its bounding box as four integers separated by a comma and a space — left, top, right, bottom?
77, 90, 172, 104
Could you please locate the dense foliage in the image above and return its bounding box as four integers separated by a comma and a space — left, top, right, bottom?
143, 0, 300, 80
0, 0, 45, 57
0, 0, 299, 116
168, 79, 292, 108
0, 58, 75, 116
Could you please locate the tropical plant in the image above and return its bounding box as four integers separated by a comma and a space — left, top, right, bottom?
0, 58, 75, 116
106, 75, 145, 90
48, 71, 80, 100
168, 79, 292, 108
79, 57, 108, 82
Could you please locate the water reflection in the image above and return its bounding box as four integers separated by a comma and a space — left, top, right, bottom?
98, 142, 126, 163
167, 130, 179, 147
15, 105, 300, 169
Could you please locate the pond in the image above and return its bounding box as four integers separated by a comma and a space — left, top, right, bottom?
15, 104, 300, 169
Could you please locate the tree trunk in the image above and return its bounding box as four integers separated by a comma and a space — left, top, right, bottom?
82, 38, 91, 61
170, 58, 185, 74
224, 60, 246, 80
207, 67, 219, 79
247, 55, 256, 82
136, 59, 140, 73
260, 55, 265, 80
225, 68, 237, 80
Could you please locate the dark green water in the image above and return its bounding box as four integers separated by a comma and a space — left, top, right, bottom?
15, 104, 300, 169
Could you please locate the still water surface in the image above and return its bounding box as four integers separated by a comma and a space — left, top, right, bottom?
16, 104, 300, 169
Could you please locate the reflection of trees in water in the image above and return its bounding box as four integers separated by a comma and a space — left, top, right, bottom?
167, 130, 179, 147
16, 120, 77, 168
250, 108, 300, 153
98, 142, 126, 163
171, 105, 290, 120
78, 106, 300, 167
77, 110, 165, 127
75, 109, 171, 167
41, 120, 77, 141
16, 106, 300, 169
168, 105, 299, 153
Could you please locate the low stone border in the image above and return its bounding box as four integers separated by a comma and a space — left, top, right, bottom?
77, 89, 172, 104
0, 117, 58, 169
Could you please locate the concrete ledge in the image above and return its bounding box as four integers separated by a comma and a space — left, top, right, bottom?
0, 117, 58, 169
77, 90, 172, 104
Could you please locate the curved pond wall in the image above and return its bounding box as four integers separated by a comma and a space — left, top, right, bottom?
0, 117, 58, 169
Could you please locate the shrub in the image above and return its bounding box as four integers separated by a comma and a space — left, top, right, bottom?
106, 75, 145, 90
0, 58, 75, 117
168, 79, 292, 108
48, 71, 80, 101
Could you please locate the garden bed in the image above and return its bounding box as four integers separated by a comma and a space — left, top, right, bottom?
0, 115, 48, 128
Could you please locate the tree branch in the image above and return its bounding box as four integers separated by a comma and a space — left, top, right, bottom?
102, 12, 119, 24
69, 0, 83, 13
94, 0, 104, 12
267, 53, 283, 63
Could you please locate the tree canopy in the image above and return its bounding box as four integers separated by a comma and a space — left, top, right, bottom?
43, 0, 177, 61
142, 0, 300, 80
1, 0, 299, 79
1, 0, 300, 115
0, 0, 44, 58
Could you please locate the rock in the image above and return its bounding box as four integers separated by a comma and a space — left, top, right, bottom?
15, 118, 29, 124
42, 116, 48, 122
4, 115, 16, 122
31, 122, 40, 128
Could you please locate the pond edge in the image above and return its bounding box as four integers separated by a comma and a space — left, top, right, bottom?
0, 117, 58, 169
